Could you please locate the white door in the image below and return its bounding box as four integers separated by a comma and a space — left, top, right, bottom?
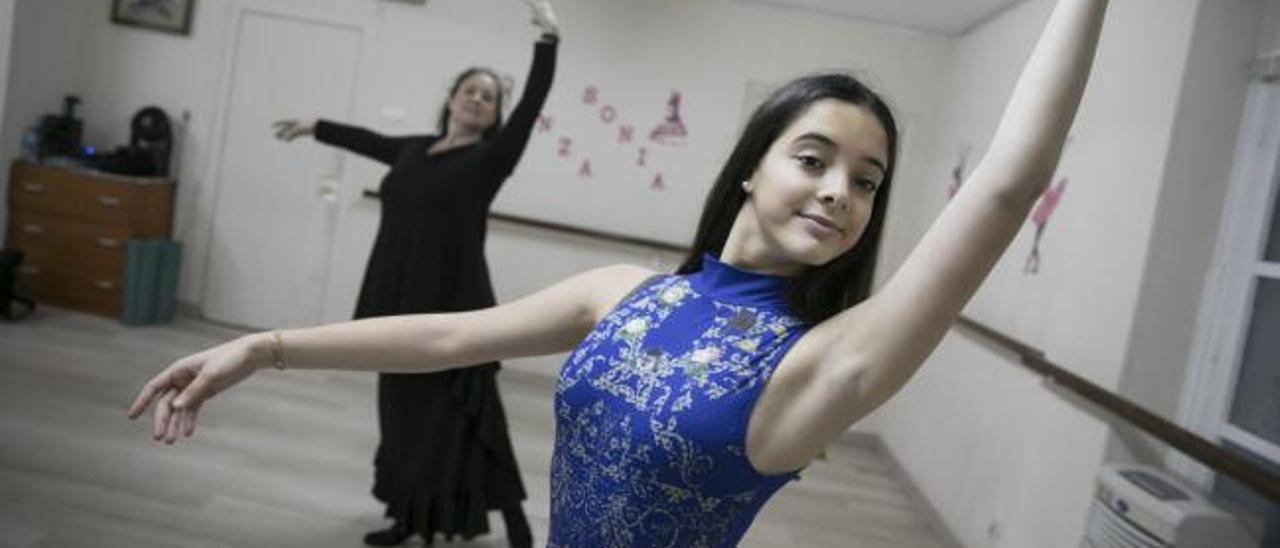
203, 9, 363, 329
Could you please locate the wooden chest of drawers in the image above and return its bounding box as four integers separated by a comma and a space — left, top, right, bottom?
6, 160, 174, 317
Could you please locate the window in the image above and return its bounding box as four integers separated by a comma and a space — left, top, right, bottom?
1178, 81, 1280, 542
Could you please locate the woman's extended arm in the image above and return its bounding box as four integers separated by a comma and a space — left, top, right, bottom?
751, 0, 1110, 471
313, 119, 416, 166
481, 0, 560, 193
127, 264, 652, 444
272, 118, 415, 166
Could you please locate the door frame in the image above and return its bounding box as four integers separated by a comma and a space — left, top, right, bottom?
196, 0, 377, 327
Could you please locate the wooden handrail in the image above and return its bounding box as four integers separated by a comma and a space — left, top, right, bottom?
955, 316, 1280, 504
488, 211, 690, 254
365, 189, 1280, 503
362, 189, 689, 253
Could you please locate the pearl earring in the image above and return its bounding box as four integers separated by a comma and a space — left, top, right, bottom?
741, 180, 752, 193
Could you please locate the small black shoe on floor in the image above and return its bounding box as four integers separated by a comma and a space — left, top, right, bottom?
363, 522, 413, 547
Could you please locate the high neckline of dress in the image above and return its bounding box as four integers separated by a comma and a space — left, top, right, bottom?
688, 253, 790, 308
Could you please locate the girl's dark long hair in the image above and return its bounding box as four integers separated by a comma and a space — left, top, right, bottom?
436, 66, 506, 142
677, 73, 899, 324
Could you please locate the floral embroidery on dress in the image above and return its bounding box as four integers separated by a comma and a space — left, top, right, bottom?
550, 269, 808, 547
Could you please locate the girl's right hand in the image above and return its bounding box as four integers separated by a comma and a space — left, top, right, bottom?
272, 118, 316, 142
127, 334, 272, 444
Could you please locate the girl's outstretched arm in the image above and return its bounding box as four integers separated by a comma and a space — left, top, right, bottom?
127, 264, 652, 444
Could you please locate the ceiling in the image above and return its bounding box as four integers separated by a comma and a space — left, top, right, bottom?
734, 0, 1030, 36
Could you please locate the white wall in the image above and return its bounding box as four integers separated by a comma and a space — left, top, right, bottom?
0, 0, 16, 150
0, 0, 83, 240
1262, 0, 1280, 52
859, 1, 1220, 546
485, 0, 950, 245
1112, 0, 1264, 464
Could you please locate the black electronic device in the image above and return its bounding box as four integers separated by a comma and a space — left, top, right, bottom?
130, 106, 173, 177
37, 95, 83, 160
93, 106, 173, 177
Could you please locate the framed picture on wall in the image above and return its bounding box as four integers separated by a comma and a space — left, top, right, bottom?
111, 0, 195, 36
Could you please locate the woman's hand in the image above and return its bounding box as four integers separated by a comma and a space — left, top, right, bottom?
271, 118, 316, 142
127, 334, 271, 444
521, 0, 559, 37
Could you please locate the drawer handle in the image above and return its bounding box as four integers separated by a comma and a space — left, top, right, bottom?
97, 237, 121, 248
94, 280, 116, 290
19, 265, 40, 275
23, 181, 46, 193
98, 195, 122, 207
21, 223, 45, 235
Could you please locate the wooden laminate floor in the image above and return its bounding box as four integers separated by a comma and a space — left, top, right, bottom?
0, 307, 955, 548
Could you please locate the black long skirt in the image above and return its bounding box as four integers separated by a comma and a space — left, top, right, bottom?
372, 363, 527, 539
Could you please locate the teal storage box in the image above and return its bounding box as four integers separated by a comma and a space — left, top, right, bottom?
122, 239, 182, 325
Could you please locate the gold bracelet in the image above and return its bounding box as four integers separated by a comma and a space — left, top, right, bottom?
269, 331, 286, 370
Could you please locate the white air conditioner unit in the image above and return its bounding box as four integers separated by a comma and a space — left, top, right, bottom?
1081, 464, 1257, 548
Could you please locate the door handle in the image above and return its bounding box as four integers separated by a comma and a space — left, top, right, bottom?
318, 176, 339, 203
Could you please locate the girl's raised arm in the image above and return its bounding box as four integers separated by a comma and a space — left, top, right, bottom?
757, 0, 1110, 469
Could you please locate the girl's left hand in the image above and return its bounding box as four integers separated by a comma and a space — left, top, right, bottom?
521, 0, 560, 36
127, 335, 266, 444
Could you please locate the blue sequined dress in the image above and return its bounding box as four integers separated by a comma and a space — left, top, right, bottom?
549, 254, 810, 547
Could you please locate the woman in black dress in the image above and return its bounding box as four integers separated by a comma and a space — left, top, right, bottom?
270, 1, 558, 545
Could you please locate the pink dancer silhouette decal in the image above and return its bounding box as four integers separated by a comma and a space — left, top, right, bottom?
1024, 178, 1067, 274
650, 91, 688, 146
